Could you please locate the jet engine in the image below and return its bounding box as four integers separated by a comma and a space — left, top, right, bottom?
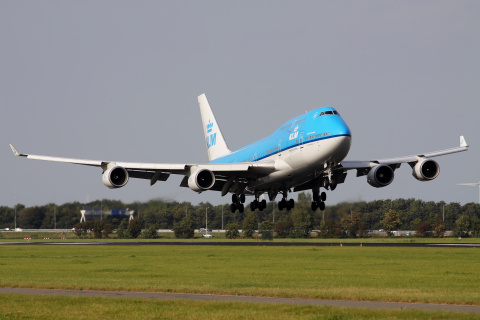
188, 168, 215, 193
102, 166, 129, 189
367, 164, 394, 188
412, 159, 440, 181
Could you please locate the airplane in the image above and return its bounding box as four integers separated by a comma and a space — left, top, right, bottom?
10, 94, 469, 213
457, 182, 480, 204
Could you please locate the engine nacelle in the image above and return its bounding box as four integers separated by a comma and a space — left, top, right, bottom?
367, 164, 394, 188
102, 166, 129, 189
187, 169, 215, 193
412, 159, 440, 181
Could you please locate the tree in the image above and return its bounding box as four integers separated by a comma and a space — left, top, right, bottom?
275, 217, 293, 238
317, 219, 328, 238
128, 218, 143, 239
433, 219, 446, 238
455, 214, 471, 237
117, 218, 129, 239
242, 212, 256, 238
142, 226, 158, 239
381, 210, 401, 237
290, 193, 313, 238
340, 211, 361, 238
259, 221, 274, 240
173, 215, 195, 239
225, 223, 240, 239
416, 221, 431, 238
73, 222, 87, 238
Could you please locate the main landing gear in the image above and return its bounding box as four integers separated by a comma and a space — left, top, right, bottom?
311, 191, 326, 211
230, 194, 267, 213
230, 193, 245, 213
277, 190, 295, 211
250, 198, 267, 211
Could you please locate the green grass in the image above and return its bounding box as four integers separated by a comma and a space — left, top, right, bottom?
1, 245, 479, 305
1, 294, 480, 320
2, 231, 480, 243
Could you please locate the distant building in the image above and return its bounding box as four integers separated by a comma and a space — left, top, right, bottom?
80, 207, 135, 223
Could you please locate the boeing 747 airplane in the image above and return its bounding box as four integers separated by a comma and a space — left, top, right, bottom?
10, 94, 468, 213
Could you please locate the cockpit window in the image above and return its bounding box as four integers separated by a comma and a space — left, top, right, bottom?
319, 110, 339, 117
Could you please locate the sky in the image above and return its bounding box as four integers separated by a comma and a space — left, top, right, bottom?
1, 1, 479, 208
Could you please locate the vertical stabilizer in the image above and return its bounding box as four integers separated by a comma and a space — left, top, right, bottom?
198, 94, 231, 161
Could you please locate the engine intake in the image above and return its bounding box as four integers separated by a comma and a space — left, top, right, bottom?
367, 164, 394, 188
412, 159, 440, 181
188, 169, 215, 192
102, 166, 129, 188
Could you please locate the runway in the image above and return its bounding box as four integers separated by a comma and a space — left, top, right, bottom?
1, 241, 480, 248
1, 287, 479, 314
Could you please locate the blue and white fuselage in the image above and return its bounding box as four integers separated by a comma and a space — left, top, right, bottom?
208, 106, 352, 194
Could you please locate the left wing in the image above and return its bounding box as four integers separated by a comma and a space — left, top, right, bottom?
9, 144, 276, 194
336, 135, 468, 187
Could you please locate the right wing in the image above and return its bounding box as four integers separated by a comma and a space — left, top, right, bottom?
336, 135, 468, 186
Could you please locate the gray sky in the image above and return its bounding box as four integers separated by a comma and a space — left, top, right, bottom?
1, 1, 479, 208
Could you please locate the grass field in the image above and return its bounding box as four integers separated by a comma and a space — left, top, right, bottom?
2, 293, 480, 320
1, 245, 479, 305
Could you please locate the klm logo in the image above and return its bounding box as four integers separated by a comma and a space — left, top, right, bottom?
289, 125, 299, 140
207, 120, 213, 133
206, 120, 216, 149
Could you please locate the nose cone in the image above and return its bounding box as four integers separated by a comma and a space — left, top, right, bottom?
334, 117, 352, 138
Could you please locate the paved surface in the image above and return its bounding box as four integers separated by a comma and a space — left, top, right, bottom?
1, 241, 480, 247
1, 287, 480, 314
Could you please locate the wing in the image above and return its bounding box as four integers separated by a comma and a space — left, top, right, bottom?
9, 144, 276, 194
337, 135, 468, 183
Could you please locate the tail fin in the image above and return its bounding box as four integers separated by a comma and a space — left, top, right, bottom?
198, 94, 231, 161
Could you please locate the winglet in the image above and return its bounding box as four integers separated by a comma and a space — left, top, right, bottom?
460, 136, 468, 148
9, 144, 21, 156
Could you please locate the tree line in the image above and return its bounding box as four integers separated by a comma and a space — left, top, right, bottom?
1, 193, 480, 238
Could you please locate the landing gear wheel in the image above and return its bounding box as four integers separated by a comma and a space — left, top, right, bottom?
311, 201, 318, 211
240, 194, 246, 203
230, 203, 237, 213
319, 201, 325, 211
238, 203, 244, 213
232, 194, 238, 204
261, 199, 267, 210
288, 199, 295, 209
321, 192, 327, 202
250, 202, 256, 211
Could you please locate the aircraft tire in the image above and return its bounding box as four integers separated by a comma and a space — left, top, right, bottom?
321, 192, 327, 202
238, 203, 244, 213
230, 203, 237, 213
311, 201, 318, 211
319, 201, 325, 211
240, 194, 246, 203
